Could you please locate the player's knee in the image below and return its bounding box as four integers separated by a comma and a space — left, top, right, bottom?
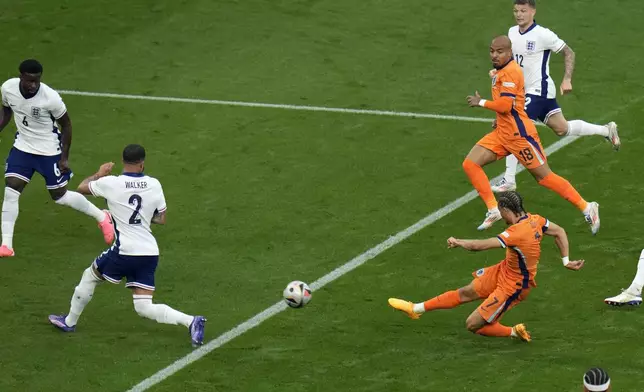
462, 158, 475, 171
50, 188, 67, 201
5, 177, 26, 193
458, 285, 477, 302
465, 317, 481, 333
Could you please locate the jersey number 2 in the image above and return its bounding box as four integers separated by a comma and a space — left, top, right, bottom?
129, 195, 142, 225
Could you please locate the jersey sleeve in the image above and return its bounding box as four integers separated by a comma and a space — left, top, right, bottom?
496, 226, 520, 248
541, 217, 550, 232
88, 176, 115, 198
156, 182, 167, 214
1, 83, 8, 108
498, 70, 522, 99
49, 90, 67, 120
543, 28, 566, 53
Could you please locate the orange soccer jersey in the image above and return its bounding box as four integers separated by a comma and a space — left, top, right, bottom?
477, 60, 547, 169
472, 213, 549, 323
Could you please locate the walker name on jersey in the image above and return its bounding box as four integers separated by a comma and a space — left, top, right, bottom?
126, 181, 148, 189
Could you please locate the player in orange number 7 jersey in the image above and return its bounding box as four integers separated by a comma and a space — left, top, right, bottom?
388, 191, 584, 342
463, 36, 600, 234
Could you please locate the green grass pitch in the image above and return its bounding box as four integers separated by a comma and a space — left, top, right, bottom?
1, 0, 644, 391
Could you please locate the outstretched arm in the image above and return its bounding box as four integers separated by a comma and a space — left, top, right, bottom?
467, 91, 514, 114
447, 237, 503, 251
543, 221, 584, 270
560, 45, 576, 95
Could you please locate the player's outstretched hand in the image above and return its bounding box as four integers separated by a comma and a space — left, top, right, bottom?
97, 162, 115, 177
564, 259, 584, 271
560, 79, 573, 95
447, 237, 461, 249
466, 91, 481, 107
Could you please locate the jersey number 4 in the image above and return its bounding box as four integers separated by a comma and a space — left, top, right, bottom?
129, 195, 143, 225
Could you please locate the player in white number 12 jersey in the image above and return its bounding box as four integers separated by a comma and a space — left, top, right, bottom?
491, 0, 620, 193
48, 144, 206, 346
0, 59, 114, 257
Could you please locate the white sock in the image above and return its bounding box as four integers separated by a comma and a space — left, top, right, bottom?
1, 187, 20, 249
133, 295, 194, 328
55, 191, 105, 222
566, 120, 609, 137
413, 303, 425, 314
65, 267, 102, 327
503, 154, 519, 184
627, 250, 644, 296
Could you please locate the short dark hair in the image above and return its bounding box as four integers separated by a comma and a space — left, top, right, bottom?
122, 144, 146, 164
583, 368, 610, 392
497, 191, 525, 215
514, 0, 536, 7
19, 59, 43, 74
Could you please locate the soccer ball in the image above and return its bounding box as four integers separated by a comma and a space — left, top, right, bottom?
283, 281, 312, 308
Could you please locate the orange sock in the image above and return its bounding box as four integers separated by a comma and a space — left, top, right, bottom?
476, 322, 512, 337
538, 172, 588, 212
463, 158, 497, 210
423, 290, 462, 311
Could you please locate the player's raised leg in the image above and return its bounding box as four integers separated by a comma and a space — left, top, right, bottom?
528, 163, 600, 234
49, 185, 114, 244
49, 264, 103, 332
547, 113, 620, 151
388, 281, 481, 319
463, 143, 503, 230
131, 287, 206, 347
605, 249, 644, 306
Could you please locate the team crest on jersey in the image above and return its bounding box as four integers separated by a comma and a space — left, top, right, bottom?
476, 268, 485, 277
526, 40, 536, 52
31, 107, 41, 117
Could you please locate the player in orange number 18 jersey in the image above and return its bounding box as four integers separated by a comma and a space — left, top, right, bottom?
388, 191, 584, 341
463, 36, 600, 234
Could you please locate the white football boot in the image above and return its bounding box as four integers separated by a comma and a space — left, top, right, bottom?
584, 202, 601, 235
605, 290, 642, 307
477, 208, 502, 231
491, 178, 517, 193
606, 122, 620, 151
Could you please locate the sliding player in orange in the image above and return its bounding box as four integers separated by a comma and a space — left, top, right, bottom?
464, 36, 600, 234
388, 191, 584, 341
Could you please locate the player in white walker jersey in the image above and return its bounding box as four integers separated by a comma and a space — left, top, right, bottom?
0, 59, 114, 257
604, 250, 644, 307
491, 0, 620, 193
48, 144, 206, 346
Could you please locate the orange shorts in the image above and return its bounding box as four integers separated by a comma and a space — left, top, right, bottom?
472, 263, 531, 323
476, 130, 546, 170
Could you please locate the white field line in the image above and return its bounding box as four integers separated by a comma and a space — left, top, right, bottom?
58, 89, 548, 125
126, 135, 578, 392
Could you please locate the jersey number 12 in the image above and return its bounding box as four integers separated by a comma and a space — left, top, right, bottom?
129, 195, 142, 225
515, 54, 524, 67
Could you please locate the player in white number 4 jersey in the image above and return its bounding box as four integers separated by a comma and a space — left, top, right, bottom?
0, 59, 114, 257
491, 0, 620, 193
48, 144, 206, 346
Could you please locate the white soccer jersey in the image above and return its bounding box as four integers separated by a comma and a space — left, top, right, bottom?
89, 173, 167, 256
508, 23, 566, 99
1, 78, 67, 156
